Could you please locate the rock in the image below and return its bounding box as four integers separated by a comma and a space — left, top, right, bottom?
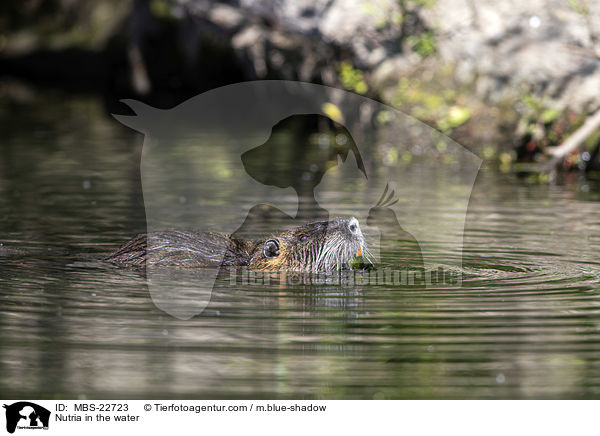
424, 0, 600, 110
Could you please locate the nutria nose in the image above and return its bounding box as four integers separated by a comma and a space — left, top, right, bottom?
348, 217, 360, 234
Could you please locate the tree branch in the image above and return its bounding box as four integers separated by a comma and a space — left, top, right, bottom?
540, 107, 600, 172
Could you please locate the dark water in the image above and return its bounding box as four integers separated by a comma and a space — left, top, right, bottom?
1, 90, 600, 399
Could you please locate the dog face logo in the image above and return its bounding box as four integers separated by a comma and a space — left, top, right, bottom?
3, 402, 50, 433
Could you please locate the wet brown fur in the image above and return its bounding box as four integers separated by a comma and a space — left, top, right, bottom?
105, 218, 366, 272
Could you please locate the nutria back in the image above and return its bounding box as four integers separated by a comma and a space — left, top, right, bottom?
104, 230, 257, 268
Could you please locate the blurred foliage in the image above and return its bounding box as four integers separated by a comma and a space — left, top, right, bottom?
321, 102, 344, 124
512, 91, 600, 176
362, 0, 435, 28
362, 2, 401, 29
338, 62, 369, 95
515, 93, 585, 155
150, 0, 174, 19
399, 0, 437, 8
568, 0, 590, 16
521, 93, 560, 125
362, 0, 436, 57
437, 105, 470, 132
391, 76, 471, 135
398, 0, 436, 58
407, 30, 436, 58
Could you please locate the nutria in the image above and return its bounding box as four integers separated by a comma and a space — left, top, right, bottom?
105, 217, 370, 272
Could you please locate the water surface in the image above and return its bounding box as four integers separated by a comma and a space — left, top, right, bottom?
1, 90, 600, 399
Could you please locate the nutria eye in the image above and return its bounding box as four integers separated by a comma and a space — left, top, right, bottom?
263, 239, 280, 259
299, 234, 310, 242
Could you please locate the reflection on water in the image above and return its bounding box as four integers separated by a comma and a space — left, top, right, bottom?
1, 90, 600, 399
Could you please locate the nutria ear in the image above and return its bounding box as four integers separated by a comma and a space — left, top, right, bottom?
263, 239, 280, 259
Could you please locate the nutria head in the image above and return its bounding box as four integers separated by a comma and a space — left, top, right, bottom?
250, 217, 370, 272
